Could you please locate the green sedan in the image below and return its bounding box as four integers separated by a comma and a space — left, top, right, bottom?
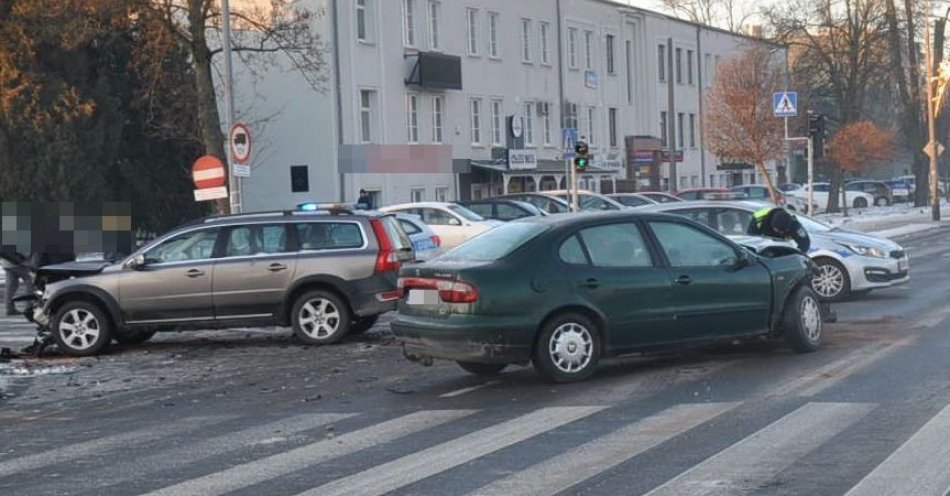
391, 212, 823, 383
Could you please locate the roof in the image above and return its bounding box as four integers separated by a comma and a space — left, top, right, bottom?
637, 200, 772, 213
380, 201, 460, 210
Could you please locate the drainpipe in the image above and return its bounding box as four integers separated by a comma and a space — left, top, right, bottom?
667, 37, 677, 192
556, 0, 566, 178
331, 0, 346, 202
696, 26, 706, 187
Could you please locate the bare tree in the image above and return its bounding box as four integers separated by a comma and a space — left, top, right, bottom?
703, 46, 785, 201
660, 0, 755, 32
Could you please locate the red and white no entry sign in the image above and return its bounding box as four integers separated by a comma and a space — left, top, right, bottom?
229, 123, 252, 165
192, 155, 227, 189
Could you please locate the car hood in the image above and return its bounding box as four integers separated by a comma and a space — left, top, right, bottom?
728, 235, 797, 252
36, 261, 112, 278
814, 229, 900, 251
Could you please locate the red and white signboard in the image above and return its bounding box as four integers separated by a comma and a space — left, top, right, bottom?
229, 123, 252, 177
192, 155, 228, 202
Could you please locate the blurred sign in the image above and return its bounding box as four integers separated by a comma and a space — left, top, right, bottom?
508, 149, 538, 170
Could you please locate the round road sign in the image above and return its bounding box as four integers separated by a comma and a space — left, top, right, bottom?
192, 155, 227, 189
229, 123, 252, 164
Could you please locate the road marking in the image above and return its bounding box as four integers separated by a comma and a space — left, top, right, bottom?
845, 405, 950, 496
0, 416, 222, 478
468, 402, 740, 496
644, 402, 874, 496
295, 406, 606, 496
439, 380, 501, 398
140, 409, 475, 496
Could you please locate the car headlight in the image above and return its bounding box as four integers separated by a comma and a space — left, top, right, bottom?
840, 243, 887, 258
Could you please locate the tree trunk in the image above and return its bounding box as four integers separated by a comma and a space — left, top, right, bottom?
904, 0, 930, 206
755, 161, 779, 204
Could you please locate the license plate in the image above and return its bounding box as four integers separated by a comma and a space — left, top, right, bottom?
406, 289, 439, 305
898, 258, 908, 272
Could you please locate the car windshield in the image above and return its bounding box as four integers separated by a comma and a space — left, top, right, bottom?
794, 214, 833, 233
447, 204, 485, 222
437, 223, 548, 261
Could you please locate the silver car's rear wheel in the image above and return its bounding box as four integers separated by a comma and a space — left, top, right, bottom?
291, 290, 351, 345
52, 301, 113, 356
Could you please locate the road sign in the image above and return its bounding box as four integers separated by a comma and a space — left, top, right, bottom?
194, 186, 228, 202
773, 91, 798, 117
923, 140, 946, 159
562, 128, 578, 159
192, 155, 227, 189
229, 123, 252, 177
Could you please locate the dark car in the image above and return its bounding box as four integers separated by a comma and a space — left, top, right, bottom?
845, 181, 892, 206
457, 199, 545, 221
639, 192, 685, 204
677, 188, 747, 201
500, 193, 571, 214
607, 193, 658, 208
393, 212, 823, 382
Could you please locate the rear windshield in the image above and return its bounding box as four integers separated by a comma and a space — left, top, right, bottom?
447, 204, 485, 222
378, 215, 413, 250
438, 223, 548, 262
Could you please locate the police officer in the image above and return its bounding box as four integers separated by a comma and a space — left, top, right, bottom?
748, 206, 811, 253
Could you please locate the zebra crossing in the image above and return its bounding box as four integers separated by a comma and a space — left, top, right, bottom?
0, 316, 38, 350
3, 398, 950, 496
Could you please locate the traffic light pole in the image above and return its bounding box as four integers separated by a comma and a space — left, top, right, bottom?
570, 161, 579, 212
785, 116, 815, 216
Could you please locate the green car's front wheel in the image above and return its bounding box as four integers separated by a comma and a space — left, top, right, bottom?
533, 313, 601, 383
784, 285, 823, 353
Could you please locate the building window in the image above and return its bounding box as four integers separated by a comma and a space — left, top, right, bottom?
290, 165, 309, 193
360, 89, 375, 143
491, 99, 503, 145
660, 111, 667, 147
687, 49, 694, 85
608, 108, 618, 148
543, 103, 552, 145
704, 53, 712, 87
677, 112, 684, 148
540, 22, 550, 64
524, 102, 535, 146
658, 44, 666, 81
411, 188, 425, 202
606, 34, 615, 75
675, 47, 682, 83
435, 187, 449, 202
406, 94, 419, 143
584, 30, 593, 69
568, 28, 578, 68
586, 107, 596, 146
402, 0, 415, 46
626, 40, 633, 103
356, 0, 368, 41
689, 113, 696, 148
470, 98, 482, 144
680, 176, 688, 189
466, 8, 478, 56
432, 96, 444, 143
691, 175, 699, 188
489, 12, 500, 58
521, 19, 532, 62
428, 1, 440, 49
566, 102, 578, 130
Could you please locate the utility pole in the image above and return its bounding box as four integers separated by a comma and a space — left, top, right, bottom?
222, 0, 241, 214
926, 0, 942, 221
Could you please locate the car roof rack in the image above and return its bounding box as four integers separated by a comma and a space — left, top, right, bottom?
182, 204, 367, 227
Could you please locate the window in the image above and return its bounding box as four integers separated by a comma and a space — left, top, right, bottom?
675, 47, 682, 83
677, 112, 684, 148
540, 22, 550, 64
491, 99, 503, 145
296, 223, 364, 251
566, 102, 578, 130
691, 175, 699, 188
568, 28, 578, 68
225, 225, 288, 257
489, 12, 500, 58
432, 96, 444, 143
524, 102, 535, 146
586, 107, 595, 146
579, 224, 653, 268
399, 219, 423, 235
420, 207, 460, 225
626, 40, 633, 103
439, 223, 547, 262
660, 111, 667, 147
466, 8, 478, 55
146, 229, 220, 264
406, 94, 419, 143
290, 165, 309, 193
606, 34, 615, 74
559, 235, 587, 265
542, 104, 552, 145
521, 19, 532, 62
359, 89, 374, 143
704, 53, 712, 87
649, 221, 738, 267
658, 44, 666, 81
470, 98, 482, 144
716, 209, 753, 236
466, 203, 492, 219
608, 108, 618, 148
402, 0, 415, 46
356, 0, 368, 41
689, 113, 696, 148
435, 187, 449, 202
428, 1, 440, 49
687, 49, 694, 84
411, 188, 426, 202
584, 30, 593, 69
496, 203, 529, 221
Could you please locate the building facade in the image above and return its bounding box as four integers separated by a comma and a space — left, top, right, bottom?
235, 0, 785, 212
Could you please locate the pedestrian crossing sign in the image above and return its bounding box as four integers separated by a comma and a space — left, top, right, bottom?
773, 91, 798, 117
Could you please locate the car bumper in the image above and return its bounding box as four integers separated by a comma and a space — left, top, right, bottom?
843, 255, 910, 291
391, 313, 534, 364
349, 275, 400, 318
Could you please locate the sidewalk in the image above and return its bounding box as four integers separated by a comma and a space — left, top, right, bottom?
814, 201, 950, 238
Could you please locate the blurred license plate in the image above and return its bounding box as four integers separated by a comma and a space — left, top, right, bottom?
898, 258, 908, 271
407, 289, 439, 305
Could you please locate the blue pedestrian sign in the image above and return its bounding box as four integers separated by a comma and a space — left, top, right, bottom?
773, 91, 798, 117
562, 128, 578, 159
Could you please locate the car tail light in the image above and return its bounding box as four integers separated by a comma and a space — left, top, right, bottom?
431, 235, 441, 247
370, 219, 401, 273
397, 277, 479, 303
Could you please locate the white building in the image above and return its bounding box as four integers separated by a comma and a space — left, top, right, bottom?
234, 0, 785, 212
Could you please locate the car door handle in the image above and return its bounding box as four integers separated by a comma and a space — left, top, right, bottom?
267, 263, 287, 272
186, 269, 205, 278
674, 275, 692, 285
580, 278, 600, 289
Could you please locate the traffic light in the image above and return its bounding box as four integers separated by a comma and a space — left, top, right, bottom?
807, 113, 826, 158
574, 140, 589, 170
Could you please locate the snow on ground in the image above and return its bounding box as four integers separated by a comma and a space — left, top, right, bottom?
813, 200, 950, 237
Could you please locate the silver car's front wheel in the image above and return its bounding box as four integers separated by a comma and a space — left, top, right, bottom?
52, 301, 113, 356
291, 290, 351, 345
811, 258, 851, 301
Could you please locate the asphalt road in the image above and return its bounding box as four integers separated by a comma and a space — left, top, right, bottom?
2, 227, 950, 495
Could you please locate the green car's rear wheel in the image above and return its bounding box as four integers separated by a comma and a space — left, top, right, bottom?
533, 313, 601, 383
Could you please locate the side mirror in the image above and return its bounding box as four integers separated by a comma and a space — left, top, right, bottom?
736, 250, 753, 268
127, 254, 147, 270
448, 218, 462, 226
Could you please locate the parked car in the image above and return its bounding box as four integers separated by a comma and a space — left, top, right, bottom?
729, 185, 814, 212
393, 213, 443, 261
677, 188, 730, 201
606, 193, 659, 208
778, 183, 802, 193
783, 182, 876, 210
845, 180, 892, 206
885, 178, 913, 202
891, 175, 946, 199
379, 202, 502, 249
639, 191, 685, 203
12, 208, 415, 356
393, 212, 824, 383
457, 199, 545, 221
639, 200, 910, 301
501, 193, 572, 214
543, 189, 629, 211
